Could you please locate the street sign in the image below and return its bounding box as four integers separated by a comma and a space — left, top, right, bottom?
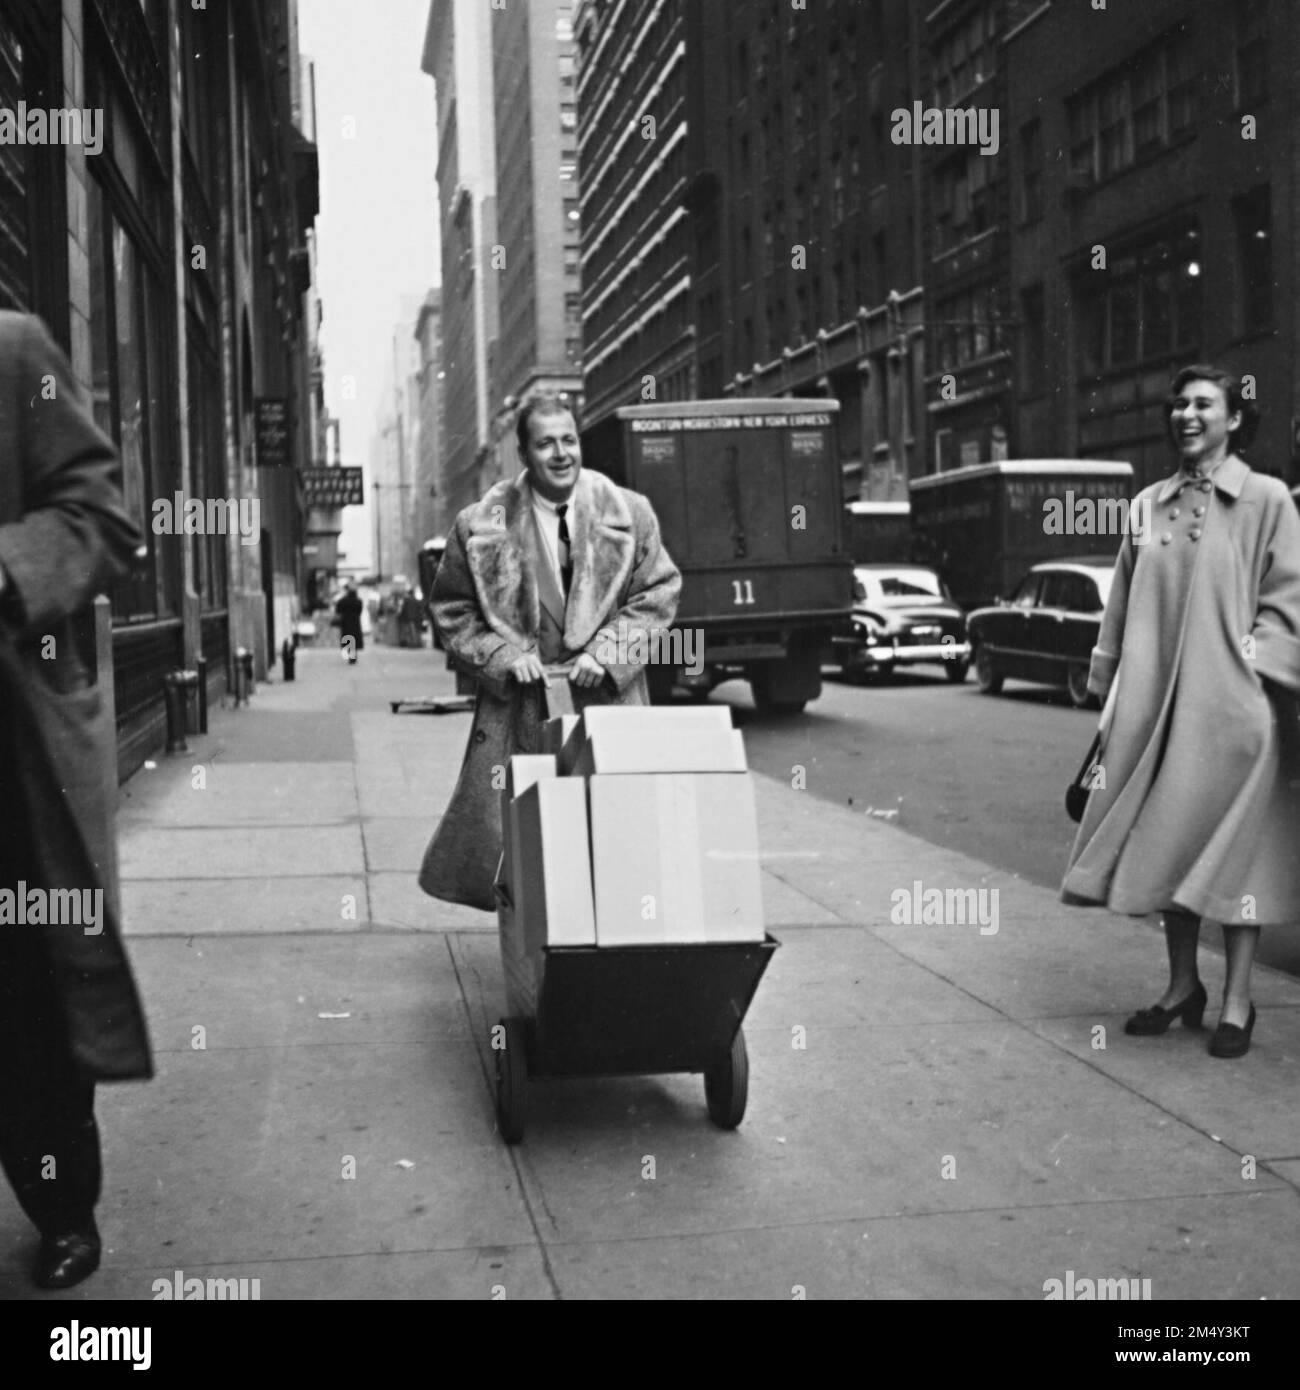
255, 397, 289, 467
302, 466, 365, 507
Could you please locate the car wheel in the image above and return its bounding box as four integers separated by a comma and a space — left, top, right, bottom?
974, 646, 1003, 694
944, 660, 970, 684
1066, 662, 1094, 709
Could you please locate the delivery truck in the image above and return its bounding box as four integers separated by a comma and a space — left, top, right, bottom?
908, 459, 1134, 612
844, 499, 913, 564
583, 399, 854, 714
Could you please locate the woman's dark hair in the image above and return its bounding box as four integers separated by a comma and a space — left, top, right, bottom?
515, 391, 580, 454
1162, 364, 1260, 452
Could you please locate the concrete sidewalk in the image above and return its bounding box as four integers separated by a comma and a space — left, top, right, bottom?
3, 641, 1300, 1300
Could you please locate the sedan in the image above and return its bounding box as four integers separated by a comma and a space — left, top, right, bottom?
833, 564, 970, 682
966, 558, 1114, 708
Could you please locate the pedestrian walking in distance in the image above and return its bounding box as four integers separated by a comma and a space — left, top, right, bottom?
1063, 364, 1300, 1058
0, 311, 153, 1288
419, 391, 681, 911
335, 581, 364, 663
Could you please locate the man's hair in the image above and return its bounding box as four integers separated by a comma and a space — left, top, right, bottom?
515, 392, 580, 454
1162, 363, 1260, 452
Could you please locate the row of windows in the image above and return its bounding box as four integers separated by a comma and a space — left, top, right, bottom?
1067, 28, 1196, 186
930, 0, 1000, 108
581, 61, 684, 230
585, 218, 689, 348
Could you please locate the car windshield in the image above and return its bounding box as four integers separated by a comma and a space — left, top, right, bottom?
856, 569, 944, 603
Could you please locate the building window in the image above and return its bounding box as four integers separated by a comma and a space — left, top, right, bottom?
1019, 120, 1043, 224
1067, 28, 1197, 188
1234, 185, 1273, 333
1074, 231, 1201, 376
831, 152, 845, 224
1235, 0, 1268, 108
1020, 285, 1045, 396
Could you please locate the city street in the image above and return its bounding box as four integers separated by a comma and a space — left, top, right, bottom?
4, 643, 1299, 1303
733, 669, 1300, 982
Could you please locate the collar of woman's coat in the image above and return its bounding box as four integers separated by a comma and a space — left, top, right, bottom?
1155, 452, 1249, 505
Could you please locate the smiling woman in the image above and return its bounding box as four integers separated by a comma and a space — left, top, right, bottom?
1062, 363, 1300, 1060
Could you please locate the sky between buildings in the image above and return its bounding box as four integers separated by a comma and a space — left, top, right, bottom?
297, 0, 440, 570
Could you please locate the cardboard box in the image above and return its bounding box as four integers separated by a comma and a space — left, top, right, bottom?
588, 773, 765, 945
570, 706, 746, 776
512, 779, 597, 947
506, 753, 557, 802
542, 716, 582, 770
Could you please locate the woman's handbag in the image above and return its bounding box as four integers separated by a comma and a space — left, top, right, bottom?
1065, 732, 1103, 823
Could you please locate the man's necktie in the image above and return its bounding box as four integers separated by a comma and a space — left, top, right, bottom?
556, 503, 573, 597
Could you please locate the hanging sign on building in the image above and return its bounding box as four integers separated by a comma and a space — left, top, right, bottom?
255, 397, 290, 467
302, 466, 365, 507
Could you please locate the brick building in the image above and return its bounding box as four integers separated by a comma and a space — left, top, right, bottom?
0, 0, 319, 776
1003, 0, 1297, 490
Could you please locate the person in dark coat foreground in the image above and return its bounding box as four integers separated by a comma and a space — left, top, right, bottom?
1063, 364, 1300, 1058
0, 311, 152, 1287
334, 582, 364, 663
419, 393, 681, 911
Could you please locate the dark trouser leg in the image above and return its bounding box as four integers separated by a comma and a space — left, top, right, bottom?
0, 935, 101, 1236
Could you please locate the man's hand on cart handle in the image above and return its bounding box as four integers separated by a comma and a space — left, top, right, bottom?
508, 652, 550, 684
568, 652, 607, 689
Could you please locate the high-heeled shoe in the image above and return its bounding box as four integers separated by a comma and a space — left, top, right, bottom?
1124, 981, 1207, 1035
1208, 1003, 1256, 1059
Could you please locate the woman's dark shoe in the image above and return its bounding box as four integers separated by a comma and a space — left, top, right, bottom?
1124, 981, 1207, 1035
1209, 1004, 1257, 1059
33, 1223, 101, 1289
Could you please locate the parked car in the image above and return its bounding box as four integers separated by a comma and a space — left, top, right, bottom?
966, 557, 1115, 708
833, 564, 970, 682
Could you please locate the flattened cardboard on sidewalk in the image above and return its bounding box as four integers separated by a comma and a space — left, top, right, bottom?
570, 707, 747, 776
588, 774, 764, 945
512, 779, 596, 948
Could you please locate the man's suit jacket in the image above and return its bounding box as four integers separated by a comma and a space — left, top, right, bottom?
419, 467, 681, 910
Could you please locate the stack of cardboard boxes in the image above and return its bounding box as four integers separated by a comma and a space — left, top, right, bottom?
495, 706, 766, 1014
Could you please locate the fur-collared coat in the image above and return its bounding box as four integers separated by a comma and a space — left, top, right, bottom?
419, 468, 682, 910
0, 311, 152, 1081
1062, 454, 1300, 924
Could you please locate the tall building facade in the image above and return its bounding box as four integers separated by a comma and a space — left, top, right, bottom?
412, 288, 445, 545
575, 0, 926, 501
0, 0, 319, 777
422, 0, 500, 521
1004, 0, 1298, 490
575, 0, 694, 425
490, 0, 583, 439
370, 294, 426, 584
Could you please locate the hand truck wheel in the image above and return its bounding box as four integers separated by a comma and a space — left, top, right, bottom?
704, 1024, 749, 1129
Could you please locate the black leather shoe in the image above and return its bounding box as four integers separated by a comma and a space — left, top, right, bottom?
34, 1224, 101, 1290
1124, 981, 1207, 1035
1209, 1004, 1256, 1059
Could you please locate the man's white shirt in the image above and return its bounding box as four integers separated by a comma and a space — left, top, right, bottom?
529, 483, 570, 595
